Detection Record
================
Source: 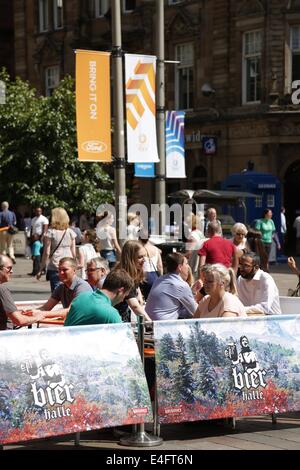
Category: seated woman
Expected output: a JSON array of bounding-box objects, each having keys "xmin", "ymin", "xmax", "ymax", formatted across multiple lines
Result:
[
  {"xmin": 114, "ymin": 240, "xmax": 152, "ymax": 322},
  {"xmin": 194, "ymin": 263, "xmax": 247, "ymax": 318}
]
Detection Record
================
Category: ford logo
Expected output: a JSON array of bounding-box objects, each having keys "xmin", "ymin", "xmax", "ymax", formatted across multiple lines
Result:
[{"xmin": 81, "ymin": 140, "xmax": 107, "ymax": 153}]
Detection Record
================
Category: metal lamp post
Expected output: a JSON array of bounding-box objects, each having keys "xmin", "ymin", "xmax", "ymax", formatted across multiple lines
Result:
[
  {"xmin": 111, "ymin": 0, "xmax": 127, "ymax": 242},
  {"xmin": 155, "ymin": 0, "xmax": 166, "ymax": 236}
]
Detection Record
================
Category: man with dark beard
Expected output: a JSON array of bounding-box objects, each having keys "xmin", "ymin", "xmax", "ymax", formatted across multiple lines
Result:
[{"xmin": 237, "ymin": 252, "xmax": 281, "ymax": 315}]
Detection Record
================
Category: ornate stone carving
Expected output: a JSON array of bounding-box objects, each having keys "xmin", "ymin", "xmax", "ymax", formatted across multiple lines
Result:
[
  {"xmin": 166, "ymin": 9, "xmax": 200, "ymax": 39},
  {"xmin": 33, "ymin": 37, "xmax": 62, "ymax": 65},
  {"xmin": 236, "ymin": 0, "xmax": 265, "ymax": 17}
]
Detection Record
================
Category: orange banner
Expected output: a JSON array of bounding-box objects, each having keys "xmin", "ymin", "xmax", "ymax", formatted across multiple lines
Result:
[{"xmin": 76, "ymin": 50, "xmax": 111, "ymax": 162}]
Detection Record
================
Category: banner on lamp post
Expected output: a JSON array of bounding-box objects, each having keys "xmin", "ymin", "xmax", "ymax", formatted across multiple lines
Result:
[
  {"xmin": 166, "ymin": 111, "xmax": 186, "ymax": 178},
  {"xmin": 134, "ymin": 163, "xmax": 155, "ymax": 178},
  {"xmin": 125, "ymin": 54, "xmax": 159, "ymax": 163},
  {"xmin": 75, "ymin": 50, "xmax": 111, "ymax": 162}
]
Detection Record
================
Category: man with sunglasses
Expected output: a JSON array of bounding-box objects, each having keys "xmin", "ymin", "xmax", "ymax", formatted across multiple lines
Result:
[
  {"xmin": 237, "ymin": 252, "xmax": 281, "ymax": 315},
  {"xmin": 0, "ymin": 255, "xmax": 45, "ymax": 329},
  {"xmin": 86, "ymin": 257, "xmax": 109, "ymax": 290}
]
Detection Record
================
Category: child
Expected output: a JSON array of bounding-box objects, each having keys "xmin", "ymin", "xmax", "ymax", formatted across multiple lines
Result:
[
  {"xmin": 126, "ymin": 212, "xmax": 141, "ymax": 240},
  {"xmin": 30, "ymin": 234, "xmax": 42, "ymax": 276}
]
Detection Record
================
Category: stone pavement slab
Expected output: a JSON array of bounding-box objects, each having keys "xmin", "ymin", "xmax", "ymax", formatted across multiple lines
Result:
[{"xmin": 3, "ymin": 413, "xmax": 300, "ymax": 451}]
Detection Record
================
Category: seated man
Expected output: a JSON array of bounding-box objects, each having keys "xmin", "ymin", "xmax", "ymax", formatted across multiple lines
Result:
[
  {"xmin": 64, "ymin": 269, "xmax": 134, "ymax": 326},
  {"xmin": 0, "ymin": 255, "xmax": 44, "ymax": 328},
  {"xmin": 237, "ymin": 252, "xmax": 281, "ymax": 315},
  {"xmin": 86, "ymin": 257, "xmax": 110, "ymax": 290},
  {"xmin": 145, "ymin": 252, "xmax": 198, "ymax": 321},
  {"xmin": 32, "ymin": 257, "xmax": 92, "ymax": 320}
]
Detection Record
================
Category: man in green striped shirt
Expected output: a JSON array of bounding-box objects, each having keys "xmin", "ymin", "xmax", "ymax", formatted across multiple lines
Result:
[{"xmin": 64, "ymin": 269, "xmax": 134, "ymax": 327}]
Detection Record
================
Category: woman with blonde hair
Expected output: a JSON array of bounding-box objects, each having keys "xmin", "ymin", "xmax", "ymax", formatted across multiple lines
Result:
[
  {"xmin": 115, "ymin": 240, "xmax": 151, "ymax": 322},
  {"xmin": 37, "ymin": 207, "xmax": 76, "ymax": 292},
  {"xmin": 194, "ymin": 264, "xmax": 246, "ymax": 318},
  {"xmin": 231, "ymin": 223, "xmax": 248, "ymax": 252}
]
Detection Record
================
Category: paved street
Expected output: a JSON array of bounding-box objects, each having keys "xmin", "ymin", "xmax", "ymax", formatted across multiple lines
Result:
[
  {"xmin": 9, "ymin": 256, "xmax": 51, "ymax": 301},
  {"xmin": 2, "ymin": 256, "xmax": 300, "ymax": 452}
]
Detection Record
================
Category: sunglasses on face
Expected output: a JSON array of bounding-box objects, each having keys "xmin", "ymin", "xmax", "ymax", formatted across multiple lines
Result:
[{"xmin": 2, "ymin": 266, "xmax": 13, "ymax": 273}]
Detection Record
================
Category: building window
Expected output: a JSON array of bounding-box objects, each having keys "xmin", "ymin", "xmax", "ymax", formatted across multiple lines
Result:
[
  {"xmin": 291, "ymin": 26, "xmax": 300, "ymax": 82},
  {"xmin": 45, "ymin": 66, "xmax": 60, "ymax": 96},
  {"xmin": 267, "ymin": 194, "xmax": 275, "ymax": 207},
  {"xmin": 122, "ymin": 0, "xmax": 136, "ymax": 13},
  {"xmin": 255, "ymin": 195, "xmax": 262, "ymax": 208},
  {"xmin": 95, "ymin": 0, "xmax": 109, "ymax": 17},
  {"xmin": 242, "ymin": 30, "xmax": 262, "ymax": 103},
  {"xmin": 39, "ymin": 0, "xmax": 49, "ymax": 32},
  {"xmin": 175, "ymin": 43, "xmax": 194, "ymax": 110},
  {"xmin": 53, "ymin": 0, "xmax": 63, "ymax": 29}
]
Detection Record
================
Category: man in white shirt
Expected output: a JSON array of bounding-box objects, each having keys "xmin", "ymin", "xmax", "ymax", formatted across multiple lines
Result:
[
  {"xmin": 293, "ymin": 215, "xmax": 300, "ymax": 255},
  {"xmin": 31, "ymin": 207, "xmax": 49, "ymax": 242},
  {"xmin": 237, "ymin": 252, "xmax": 281, "ymax": 315}
]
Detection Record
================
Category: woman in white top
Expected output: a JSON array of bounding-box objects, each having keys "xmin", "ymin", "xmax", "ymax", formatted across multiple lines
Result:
[
  {"xmin": 139, "ymin": 229, "xmax": 163, "ymax": 299},
  {"xmin": 96, "ymin": 211, "xmax": 121, "ymax": 268},
  {"xmin": 194, "ymin": 263, "xmax": 247, "ymax": 318},
  {"xmin": 77, "ymin": 229, "xmax": 98, "ymax": 279},
  {"xmin": 185, "ymin": 214, "xmax": 206, "ymax": 279},
  {"xmin": 37, "ymin": 207, "xmax": 76, "ymax": 292}
]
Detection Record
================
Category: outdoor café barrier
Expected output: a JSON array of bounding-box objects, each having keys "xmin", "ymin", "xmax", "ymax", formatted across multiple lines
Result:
[
  {"xmin": 152, "ymin": 315, "xmax": 300, "ymax": 426},
  {"xmin": 279, "ymin": 296, "xmax": 300, "ymax": 315},
  {"xmin": 119, "ymin": 315, "xmax": 163, "ymax": 447},
  {"xmin": 0, "ymin": 323, "xmax": 153, "ymax": 447}
]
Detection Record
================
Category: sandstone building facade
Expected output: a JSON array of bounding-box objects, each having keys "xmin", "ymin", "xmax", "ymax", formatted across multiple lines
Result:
[{"xmin": 5, "ymin": 0, "xmax": 300, "ymax": 226}]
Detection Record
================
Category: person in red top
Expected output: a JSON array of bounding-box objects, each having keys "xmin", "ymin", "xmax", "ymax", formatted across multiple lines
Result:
[{"xmin": 198, "ymin": 221, "xmax": 238, "ymax": 275}]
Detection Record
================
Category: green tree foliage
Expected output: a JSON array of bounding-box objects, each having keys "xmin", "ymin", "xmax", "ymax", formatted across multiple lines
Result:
[
  {"xmin": 159, "ymin": 333, "xmax": 178, "ymax": 362},
  {"xmin": 198, "ymin": 352, "xmax": 217, "ymax": 399},
  {"xmin": 174, "ymin": 332, "xmax": 195, "ymax": 404},
  {"xmin": 188, "ymin": 323, "xmax": 227, "ymax": 367},
  {"xmin": 0, "ymin": 69, "xmax": 113, "ymax": 211}
]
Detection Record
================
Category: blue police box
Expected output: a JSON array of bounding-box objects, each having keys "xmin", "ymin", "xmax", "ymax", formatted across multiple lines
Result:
[{"xmin": 221, "ymin": 170, "xmax": 281, "ymax": 233}]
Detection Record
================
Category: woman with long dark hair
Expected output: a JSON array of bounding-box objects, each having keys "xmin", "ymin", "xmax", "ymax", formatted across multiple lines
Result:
[{"xmin": 114, "ymin": 240, "xmax": 151, "ymax": 322}]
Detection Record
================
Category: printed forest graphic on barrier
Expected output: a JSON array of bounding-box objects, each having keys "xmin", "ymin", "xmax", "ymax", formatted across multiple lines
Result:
[
  {"xmin": 0, "ymin": 324, "xmax": 152, "ymax": 444},
  {"xmin": 154, "ymin": 316, "xmax": 300, "ymax": 424}
]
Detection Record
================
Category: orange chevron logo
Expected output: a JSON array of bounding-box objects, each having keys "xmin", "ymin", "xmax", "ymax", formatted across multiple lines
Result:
[{"xmin": 126, "ymin": 60, "xmax": 156, "ymax": 130}]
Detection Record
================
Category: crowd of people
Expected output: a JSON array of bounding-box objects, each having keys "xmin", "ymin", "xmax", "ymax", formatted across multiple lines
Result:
[{"xmin": 0, "ymin": 202, "xmax": 300, "ymax": 331}]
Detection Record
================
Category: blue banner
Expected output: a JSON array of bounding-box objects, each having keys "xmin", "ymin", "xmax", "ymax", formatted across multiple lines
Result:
[
  {"xmin": 134, "ymin": 162, "xmax": 155, "ymax": 178},
  {"xmin": 166, "ymin": 110, "xmax": 186, "ymax": 178},
  {"xmin": 154, "ymin": 315, "xmax": 300, "ymax": 424}
]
